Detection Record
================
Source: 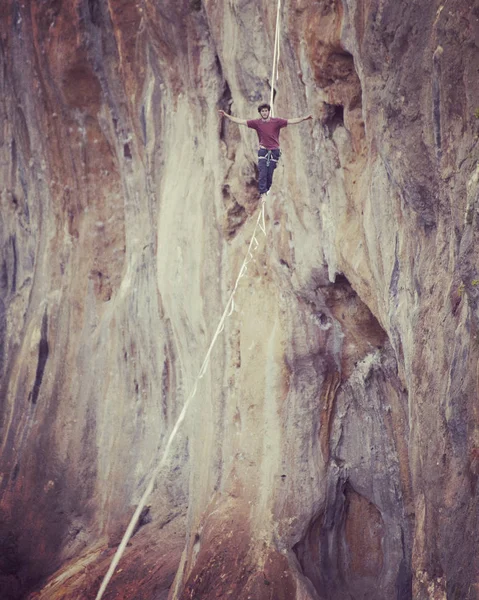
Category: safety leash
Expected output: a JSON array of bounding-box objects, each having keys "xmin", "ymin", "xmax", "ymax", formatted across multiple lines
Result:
[{"xmin": 269, "ymin": 0, "xmax": 282, "ymax": 116}]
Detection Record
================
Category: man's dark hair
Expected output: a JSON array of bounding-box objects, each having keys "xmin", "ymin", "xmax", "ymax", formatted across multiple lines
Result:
[{"xmin": 257, "ymin": 103, "xmax": 271, "ymax": 114}]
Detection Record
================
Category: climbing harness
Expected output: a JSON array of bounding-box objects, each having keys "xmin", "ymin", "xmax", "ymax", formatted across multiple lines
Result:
[
  {"xmin": 95, "ymin": 3, "xmax": 282, "ymax": 599},
  {"xmin": 258, "ymin": 149, "xmax": 281, "ymax": 167},
  {"xmin": 261, "ymin": 150, "xmax": 273, "ymax": 167}
]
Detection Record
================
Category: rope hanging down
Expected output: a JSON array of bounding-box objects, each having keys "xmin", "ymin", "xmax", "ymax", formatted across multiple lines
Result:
[
  {"xmin": 95, "ymin": 201, "xmax": 268, "ymax": 600},
  {"xmin": 269, "ymin": 0, "xmax": 282, "ymax": 116},
  {"xmin": 95, "ymin": 3, "xmax": 282, "ymax": 598}
]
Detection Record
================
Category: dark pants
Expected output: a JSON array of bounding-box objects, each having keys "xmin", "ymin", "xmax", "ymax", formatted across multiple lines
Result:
[{"xmin": 258, "ymin": 147, "xmax": 281, "ymax": 194}]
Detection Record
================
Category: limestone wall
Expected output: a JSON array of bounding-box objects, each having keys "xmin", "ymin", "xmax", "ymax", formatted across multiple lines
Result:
[{"xmin": 1, "ymin": 1, "xmax": 479, "ymax": 599}]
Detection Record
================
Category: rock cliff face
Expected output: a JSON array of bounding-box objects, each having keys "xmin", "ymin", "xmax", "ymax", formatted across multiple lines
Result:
[{"xmin": 1, "ymin": 0, "xmax": 479, "ymax": 599}]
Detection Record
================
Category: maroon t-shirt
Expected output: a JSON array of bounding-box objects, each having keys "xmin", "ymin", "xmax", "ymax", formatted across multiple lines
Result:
[{"xmin": 247, "ymin": 117, "xmax": 288, "ymax": 149}]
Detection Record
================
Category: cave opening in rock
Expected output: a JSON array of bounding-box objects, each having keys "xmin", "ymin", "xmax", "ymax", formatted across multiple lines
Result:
[{"xmin": 324, "ymin": 102, "xmax": 345, "ymax": 133}]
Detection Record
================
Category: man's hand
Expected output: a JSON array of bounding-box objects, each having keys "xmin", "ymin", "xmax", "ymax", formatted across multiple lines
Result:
[
  {"xmin": 305, "ymin": 114, "xmax": 313, "ymax": 121},
  {"xmin": 218, "ymin": 110, "xmax": 227, "ymax": 118}
]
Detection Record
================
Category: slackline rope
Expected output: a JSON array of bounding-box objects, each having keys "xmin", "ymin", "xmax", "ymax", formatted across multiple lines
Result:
[
  {"xmin": 95, "ymin": 200, "xmax": 268, "ymax": 600},
  {"xmin": 95, "ymin": 3, "xmax": 282, "ymax": 598}
]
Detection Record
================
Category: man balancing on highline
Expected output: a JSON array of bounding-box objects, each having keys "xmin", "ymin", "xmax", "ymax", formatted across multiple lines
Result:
[{"xmin": 219, "ymin": 103, "xmax": 312, "ymax": 197}]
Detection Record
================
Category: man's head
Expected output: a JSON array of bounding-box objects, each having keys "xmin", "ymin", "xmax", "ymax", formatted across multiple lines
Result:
[{"xmin": 258, "ymin": 103, "xmax": 271, "ymax": 120}]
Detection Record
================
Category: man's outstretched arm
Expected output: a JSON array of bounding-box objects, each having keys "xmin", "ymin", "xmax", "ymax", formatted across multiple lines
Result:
[
  {"xmin": 287, "ymin": 115, "xmax": 313, "ymax": 124},
  {"xmin": 218, "ymin": 110, "xmax": 247, "ymax": 126}
]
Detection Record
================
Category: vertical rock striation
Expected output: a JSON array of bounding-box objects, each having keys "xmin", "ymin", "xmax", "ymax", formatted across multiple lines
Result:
[{"xmin": 0, "ymin": 1, "xmax": 479, "ymax": 599}]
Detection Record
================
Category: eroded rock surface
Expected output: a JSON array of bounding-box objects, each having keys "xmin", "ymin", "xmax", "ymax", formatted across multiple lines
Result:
[{"xmin": 1, "ymin": 0, "xmax": 479, "ymax": 599}]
